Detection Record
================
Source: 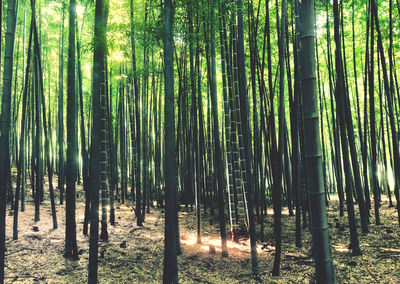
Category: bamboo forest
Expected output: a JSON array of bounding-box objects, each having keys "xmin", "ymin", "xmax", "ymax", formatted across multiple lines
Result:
[{"xmin": 1, "ymin": 0, "xmax": 400, "ymax": 283}]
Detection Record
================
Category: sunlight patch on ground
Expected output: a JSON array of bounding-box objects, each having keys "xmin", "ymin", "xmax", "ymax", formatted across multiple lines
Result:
[
  {"xmin": 379, "ymin": 247, "xmax": 400, "ymax": 253},
  {"xmin": 332, "ymin": 243, "xmax": 350, "ymax": 253},
  {"xmin": 181, "ymin": 233, "xmax": 265, "ymax": 255},
  {"xmin": 266, "ymin": 208, "xmax": 291, "ymax": 216}
]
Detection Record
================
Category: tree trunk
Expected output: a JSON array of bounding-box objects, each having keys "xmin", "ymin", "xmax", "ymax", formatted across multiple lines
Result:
[
  {"xmin": 0, "ymin": 0, "xmax": 18, "ymax": 280},
  {"xmin": 236, "ymin": 0, "xmax": 259, "ymax": 273},
  {"xmin": 64, "ymin": 0, "xmax": 79, "ymax": 260},
  {"xmin": 298, "ymin": 0, "xmax": 336, "ymax": 282},
  {"xmin": 58, "ymin": 1, "xmax": 65, "ymax": 205},
  {"xmin": 210, "ymin": 0, "xmax": 228, "ymax": 257},
  {"xmin": 371, "ymin": 0, "xmax": 400, "ymax": 226},
  {"xmin": 162, "ymin": 0, "xmax": 178, "ymax": 282},
  {"xmin": 88, "ymin": 0, "xmax": 109, "ymax": 282}
]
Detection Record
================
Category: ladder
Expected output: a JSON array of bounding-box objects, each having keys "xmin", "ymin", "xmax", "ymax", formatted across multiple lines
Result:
[{"xmin": 226, "ymin": 19, "xmax": 249, "ymax": 236}]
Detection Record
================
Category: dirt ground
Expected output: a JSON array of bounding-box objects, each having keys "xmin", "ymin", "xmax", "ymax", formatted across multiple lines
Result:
[{"xmin": 3, "ymin": 183, "xmax": 400, "ymax": 283}]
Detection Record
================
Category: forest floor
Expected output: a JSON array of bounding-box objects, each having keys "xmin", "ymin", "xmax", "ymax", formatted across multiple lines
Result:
[{"xmin": 3, "ymin": 181, "xmax": 400, "ymax": 283}]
